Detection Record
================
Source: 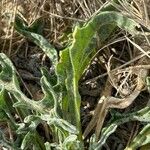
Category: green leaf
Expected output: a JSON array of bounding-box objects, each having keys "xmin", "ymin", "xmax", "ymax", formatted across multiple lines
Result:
[
  {"xmin": 62, "ymin": 135, "xmax": 83, "ymax": 150},
  {"xmin": 146, "ymin": 77, "xmax": 150, "ymax": 93},
  {"xmin": 21, "ymin": 131, "xmax": 46, "ymax": 150},
  {"xmin": 28, "ymin": 17, "xmax": 44, "ymax": 35},
  {"xmin": 0, "ymin": 53, "xmax": 16, "ymax": 86},
  {"xmin": 0, "ymin": 2, "xmax": 144, "ymax": 148},
  {"xmin": 47, "ymin": 117, "xmax": 78, "ymax": 134},
  {"xmin": 14, "ymin": 15, "xmax": 58, "ymax": 68},
  {"xmin": 45, "ymin": 142, "xmax": 61, "ymax": 150},
  {"xmin": 0, "ymin": 88, "xmax": 6, "ymax": 110},
  {"xmin": 95, "ymin": 106, "xmax": 150, "ymax": 149},
  {"xmin": 0, "ymin": 53, "xmax": 54, "ymax": 114},
  {"xmin": 125, "ymin": 124, "xmax": 150, "ymax": 150},
  {"xmin": 0, "ymin": 88, "xmax": 9, "ymax": 121},
  {"xmin": 24, "ymin": 114, "xmax": 78, "ymax": 135},
  {"xmin": 40, "ymin": 68, "xmax": 59, "ymax": 114},
  {"xmin": 56, "ymin": 10, "xmax": 140, "ymax": 135},
  {"xmin": 98, "ymin": 24, "xmax": 117, "ymax": 43}
]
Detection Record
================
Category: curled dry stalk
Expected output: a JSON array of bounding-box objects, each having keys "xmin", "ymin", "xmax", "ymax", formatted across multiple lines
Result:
[
  {"xmin": 86, "ymin": 63, "xmax": 150, "ymax": 149},
  {"xmin": 83, "ymin": 60, "xmax": 150, "ymax": 140},
  {"xmin": 84, "ymin": 13, "xmax": 150, "ymax": 142}
]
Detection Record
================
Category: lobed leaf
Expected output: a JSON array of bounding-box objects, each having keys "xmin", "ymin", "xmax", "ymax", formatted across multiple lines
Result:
[
  {"xmin": 0, "ymin": 53, "xmax": 55, "ymax": 114},
  {"xmin": 0, "ymin": 1, "xmax": 145, "ymax": 148}
]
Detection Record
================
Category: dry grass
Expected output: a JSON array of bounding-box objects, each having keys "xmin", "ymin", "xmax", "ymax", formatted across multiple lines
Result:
[{"xmin": 0, "ymin": 0, "xmax": 104, "ymax": 56}]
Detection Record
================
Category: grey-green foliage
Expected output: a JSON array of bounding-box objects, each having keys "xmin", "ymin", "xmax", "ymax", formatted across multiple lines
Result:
[
  {"xmin": 56, "ymin": 10, "xmax": 140, "ymax": 135},
  {"xmin": 0, "ymin": 53, "xmax": 79, "ymax": 149},
  {"xmin": 14, "ymin": 15, "xmax": 58, "ymax": 68},
  {"xmin": 125, "ymin": 124, "xmax": 150, "ymax": 150},
  {"xmin": 94, "ymin": 107, "xmax": 150, "ymax": 150},
  {"xmin": 0, "ymin": 0, "xmax": 149, "ymax": 149}
]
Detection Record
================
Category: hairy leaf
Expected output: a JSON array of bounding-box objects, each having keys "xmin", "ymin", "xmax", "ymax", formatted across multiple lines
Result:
[
  {"xmin": 14, "ymin": 15, "xmax": 58, "ymax": 68},
  {"xmin": 125, "ymin": 124, "xmax": 150, "ymax": 150},
  {"xmin": 56, "ymin": 11, "xmax": 140, "ymax": 134},
  {"xmin": 95, "ymin": 106, "xmax": 150, "ymax": 149},
  {"xmin": 21, "ymin": 131, "xmax": 46, "ymax": 150},
  {"xmin": 0, "ymin": 53, "xmax": 55, "ymax": 113}
]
